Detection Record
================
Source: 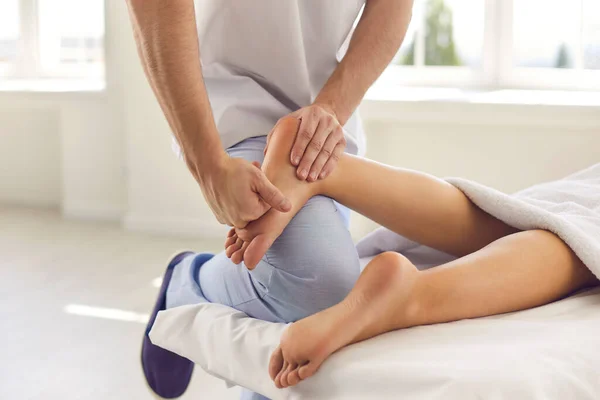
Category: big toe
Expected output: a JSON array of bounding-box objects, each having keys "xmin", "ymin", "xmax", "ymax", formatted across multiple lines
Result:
[
  {"xmin": 244, "ymin": 233, "xmax": 275, "ymax": 270},
  {"xmin": 298, "ymin": 361, "xmax": 320, "ymax": 381}
]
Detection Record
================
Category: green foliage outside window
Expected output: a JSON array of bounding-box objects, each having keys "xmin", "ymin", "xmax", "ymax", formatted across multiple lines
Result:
[
  {"xmin": 399, "ymin": 0, "xmax": 462, "ymax": 66},
  {"xmin": 555, "ymin": 43, "xmax": 572, "ymax": 68}
]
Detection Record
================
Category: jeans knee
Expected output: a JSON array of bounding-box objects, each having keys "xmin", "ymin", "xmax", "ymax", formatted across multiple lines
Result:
[{"xmin": 263, "ymin": 195, "xmax": 360, "ymax": 316}]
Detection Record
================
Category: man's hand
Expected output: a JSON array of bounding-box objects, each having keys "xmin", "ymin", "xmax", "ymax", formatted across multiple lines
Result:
[
  {"xmin": 267, "ymin": 104, "xmax": 346, "ymax": 182},
  {"xmin": 200, "ymin": 156, "xmax": 291, "ymax": 229}
]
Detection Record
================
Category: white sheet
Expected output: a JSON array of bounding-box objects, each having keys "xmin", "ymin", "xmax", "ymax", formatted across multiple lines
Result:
[
  {"xmin": 151, "ymin": 163, "xmax": 600, "ymax": 398},
  {"xmin": 151, "ymin": 287, "xmax": 600, "ymax": 399}
]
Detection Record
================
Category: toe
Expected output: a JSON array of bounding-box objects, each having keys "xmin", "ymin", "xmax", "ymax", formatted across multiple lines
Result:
[
  {"xmin": 224, "ymin": 234, "xmax": 237, "ymax": 249},
  {"xmin": 269, "ymin": 346, "xmax": 284, "ymax": 381},
  {"xmin": 298, "ymin": 361, "xmax": 319, "ymax": 381},
  {"xmin": 226, "ymin": 238, "xmax": 243, "ymax": 259},
  {"xmin": 235, "ymin": 227, "xmax": 255, "ymax": 242},
  {"xmin": 287, "ymin": 365, "xmax": 301, "ymax": 387},
  {"xmin": 280, "ymin": 362, "xmax": 296, "ymax": 388},
  {"xmin": 225, "ymin": 244, "xmax": 237, "ymax": 259},
  {"xmin": 244, "ymin": 233, "xmax": 275, "ymax": 269},
  {"xmin": 275, "ymin": 360, "xmax": 289, "ymax": 389},
  {"xmin": 231, "ymin": 241, "xmax": 249, "ymax": 265}
]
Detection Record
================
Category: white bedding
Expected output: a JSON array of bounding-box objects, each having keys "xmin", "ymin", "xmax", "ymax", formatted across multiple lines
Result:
[
  {"xmin": 150, "ymin": 164, "xmax": 600, "ymax": 398},
  {"xmin": 151, "ymin": 286, "xmax": 600, "ymax": 399}
]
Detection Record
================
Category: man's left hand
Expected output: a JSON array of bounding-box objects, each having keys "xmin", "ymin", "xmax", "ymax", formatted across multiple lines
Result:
[{"xmin": 267, "ymin": 104, "xmax": 346, "ymax": 182}]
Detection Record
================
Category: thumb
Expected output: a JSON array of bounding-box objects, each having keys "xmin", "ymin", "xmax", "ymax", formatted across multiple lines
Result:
[{"xmin": 255, "ymin": 173, "xmax": 292, "ymax": 212}]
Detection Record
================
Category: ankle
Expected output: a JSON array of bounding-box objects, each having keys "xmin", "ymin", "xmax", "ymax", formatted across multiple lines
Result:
[{"xmin": 372, "ymin": 252, "xmax": 424, "ymax": 329}]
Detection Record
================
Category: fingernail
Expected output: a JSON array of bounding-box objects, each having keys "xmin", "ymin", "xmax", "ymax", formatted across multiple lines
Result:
[
  {"xmin": 309, "ymin": 172, "xmax": 317, "ymax": 181},
  {"xmin": 293, "ymin": 156, "xmax": 301, "ymax": 165},
  {"xmin": 320, "ymin": 171, "xmax": 327, "ymax": 179},
  {"xmin": 300, "ymin": 169, "xmax": 308, "ymax": 179}
]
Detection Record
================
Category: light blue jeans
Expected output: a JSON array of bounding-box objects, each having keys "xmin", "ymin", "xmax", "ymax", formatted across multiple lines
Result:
[{"xmin": 166, "ymin": 136, "xmax": 360, "ymax": 399}]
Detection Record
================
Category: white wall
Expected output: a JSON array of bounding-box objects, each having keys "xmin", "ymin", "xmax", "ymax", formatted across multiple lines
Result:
[
  {"xmin": 0, "ymin": 105, "xmax": 60, "ymax": 207},
  {"xmin": 351, "ymin": 113, "xmax": 600, "ymax": 238},
  {"xmin": 0, "ymin": 2, "xmax": 598, "ymax": 241},
  {"xmin": 0, "ymin": 92, "xmax": 126, "ymax": 219},
  {"xmin": 60, "ymin": 98, "xmax": 125, "ymax": 220}
]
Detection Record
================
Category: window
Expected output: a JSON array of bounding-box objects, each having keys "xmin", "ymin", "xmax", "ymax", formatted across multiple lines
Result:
[
  {"xmin": 0, "ymin": 0, "xmax": 20, "ymax": 75},
  {"xmin": 513, "ymin": 0, "xmax": 600, "ymax": 70},
  {"xmin": 384, "ymin": 0, "xmax": 600, "ymax": 90},
  {"xmin": 0, "ymin": 0, "xmax": 105, "ymax": 84},
  {"xmin": 395, "ymin": 0, "xmax": 484, "ymax": 68}
]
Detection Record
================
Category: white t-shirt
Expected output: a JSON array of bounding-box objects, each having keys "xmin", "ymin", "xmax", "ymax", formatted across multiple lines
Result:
[{"xmin": 174, "ymin": 0, "xmax": 367, "ymax": 157}]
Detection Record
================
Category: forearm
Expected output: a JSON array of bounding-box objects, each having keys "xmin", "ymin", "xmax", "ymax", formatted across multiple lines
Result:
[
  {"xmin": 126, "ymin": 0, "xmax": 224, "ymax": 182},
  {"xmin": 314, "ymin": 0, "xmax": 413, "ymax": 124}
]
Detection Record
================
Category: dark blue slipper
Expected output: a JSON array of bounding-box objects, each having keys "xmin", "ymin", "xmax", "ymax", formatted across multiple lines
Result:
[{"xmin": 141, "ymin": 251, "xmax": 196, "ymax": 399}]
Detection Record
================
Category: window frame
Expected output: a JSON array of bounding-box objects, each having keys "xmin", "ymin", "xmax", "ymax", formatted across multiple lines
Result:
[
  {"xmin": 385, "ymin": 0, "xmax": 600, "ymax": 91},
  {"xmin": 0, "ymin": 0, "xmax": 21, "ymax": 77},
  {"xmin": 1, "ymin": 0, "xmax": 105, "ymax": 82}
]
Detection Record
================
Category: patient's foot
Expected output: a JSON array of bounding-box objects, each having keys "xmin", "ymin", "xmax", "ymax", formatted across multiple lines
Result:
[
  {"xmin": 269, "ymin": 252, "xmax": 421, "ymax": 388},
  {"xmin": 225, "ymin": 117, "xmax": 321, "ymax": 269}
]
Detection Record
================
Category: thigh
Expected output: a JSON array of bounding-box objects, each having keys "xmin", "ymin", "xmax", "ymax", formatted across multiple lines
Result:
[{"xmin": 418, "ymin": 230, "xmax": 599, "ymax": 325}]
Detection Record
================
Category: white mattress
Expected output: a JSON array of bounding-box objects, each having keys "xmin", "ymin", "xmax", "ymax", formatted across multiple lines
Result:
[{"xmin": 151, "ymin": 284, "xmax": 600, "ymax": 399}]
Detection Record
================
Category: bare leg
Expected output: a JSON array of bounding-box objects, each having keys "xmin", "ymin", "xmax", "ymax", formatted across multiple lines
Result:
[
  {"xmin": 271, "ymin": 230, "xmax": 598, "ymax": 388},
  {"xmin": 227, "ymin": 119, "xmax": 597, "ymax": 388},
  {"xmin": 227, "ymin": 117, "xmax": 516, "ymax": 268}
]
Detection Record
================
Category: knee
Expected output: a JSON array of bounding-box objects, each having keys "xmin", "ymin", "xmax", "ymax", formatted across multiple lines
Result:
[
  {"xmin": 523, "ymin": 229, "xmax": 564, "ymax": 246},
  {"xmin": 265, "ymin": 196, "xmax": 360, "ymax": 312}
]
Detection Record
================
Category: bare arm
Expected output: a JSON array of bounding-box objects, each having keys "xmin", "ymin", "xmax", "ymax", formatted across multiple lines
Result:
[
  {"xmin": 289, "ymin": 0, "xmax": 413, "ymax": 180},
  {"xmin": 316, "ymin": 0, "xmax": 413, "ymax": 124},
  {"xmin": 125, "ymin": 0, "xmax": 290, "ymax": 227},
  {"xmin": 126, "ymin": 0, "xmax": 221, "ymax": 177}
]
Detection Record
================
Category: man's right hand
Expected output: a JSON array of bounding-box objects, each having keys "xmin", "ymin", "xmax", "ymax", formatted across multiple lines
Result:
[{"xmin": 200, "ymin": 155, "xmax": 292, "ymax": 229}]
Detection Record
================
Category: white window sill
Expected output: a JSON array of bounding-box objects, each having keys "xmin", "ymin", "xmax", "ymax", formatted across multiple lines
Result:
[
  {"xmin": 365, "ymin": 86, "xmax": 600, "ymax": 107},
  {"xmin": 0, "ymin": 79, "xmax": 106, "ymax": 93},
  {"xmin": 361, "ymin": 87, "xmax": 600, "ymax": 129}
]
